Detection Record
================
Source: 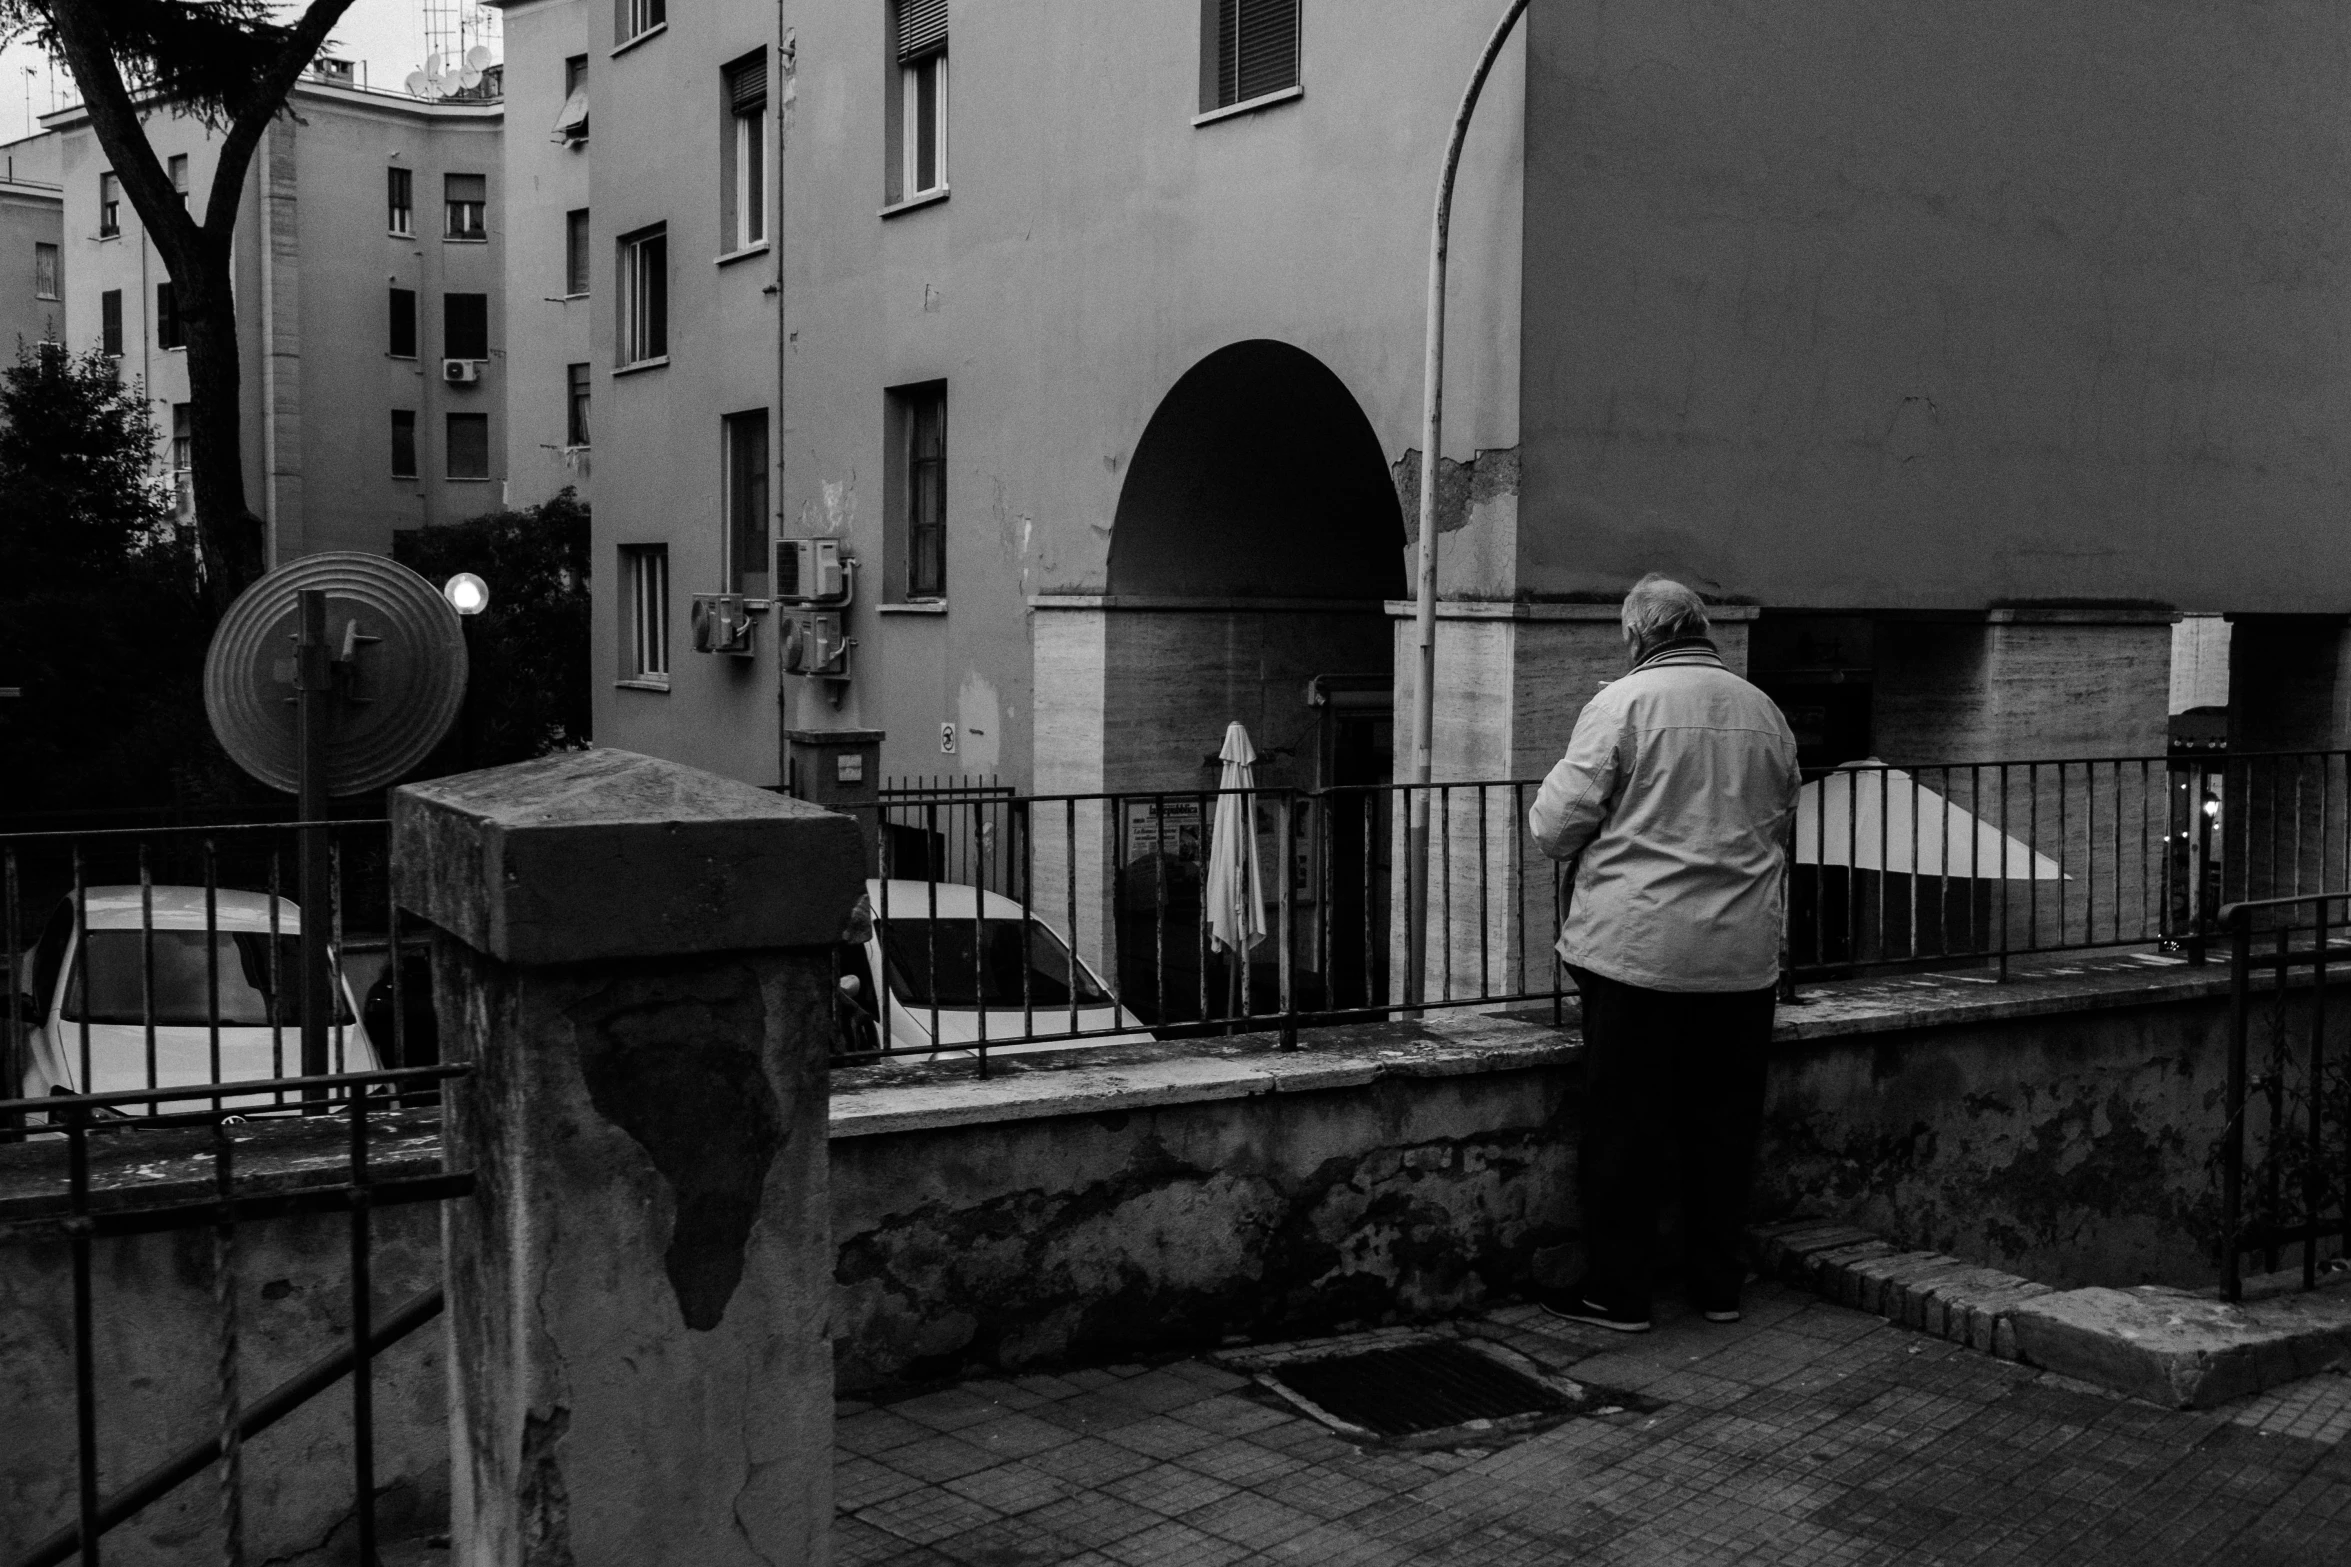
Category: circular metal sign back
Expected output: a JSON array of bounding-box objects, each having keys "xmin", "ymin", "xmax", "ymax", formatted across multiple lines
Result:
[{"xmin": 203, "ymin": 553, "xmax": 469, "ymax": 796}]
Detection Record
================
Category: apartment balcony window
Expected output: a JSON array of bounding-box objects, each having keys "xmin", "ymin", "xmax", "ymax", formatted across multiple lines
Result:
[
  {"xmin": 566, "ymin": 362, "xmax": 591, "ymax": 448},
  {"xmin": 390, "ymin": 288, "xmax": 417, "ymax": 358},
  {"xmin": 444, "ymin": 292, "xmax": 490, "ymax": 361},
  {"xmin": 621, "ymin": 544, "xmax": 671, "ymax": 686},
  {"xmin": 723, "ymin": 409, "xmax": 770, "ymax": 596},
  {"xmin": 1200, "ymin": 0, "xmax": 1301, "ymax": 115},
  {"xmin": 721, "ymin": 53, "xmax": 767, "ymax": 253},
  {"xmin": 892, "ymin": 381, "xmax": 947, "ymax": 600},
  {"xmin": 446, "ymin": 412, "xmax": 491, "ymax": 480},
  {"xmin": 387, "ymin": 166, "xmax": 413, "ymax": 235},
  {"xmin": 391, "ymin": 410, "xmax": 418, "ymax": 479},
  {"xmin": 564, "ymin": 208, "xmax": 590, "ymax": 295},
  {"xmin": 445, "ymin": 173, "xmax": 487, "ymax": 240},
  {"xmin": 887, "ymin": 0, "xmax": 948, "ymax": 206},
  {"xmin": 617, "ymin": 224, "xmax": 668, "ymax": 367},
  {"xmin": 98, "ymin": 172, "xmax": 120, "ymax": 238}
]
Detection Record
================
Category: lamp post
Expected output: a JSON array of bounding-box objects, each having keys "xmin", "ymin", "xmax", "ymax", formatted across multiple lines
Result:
[
  {"xmin": 1405, "ymin": 0, "xmax": 1532, "ymax": 1008},
  {"xmin": 443, "ymin": 573, "xmax": 489, "ymax": 770}
]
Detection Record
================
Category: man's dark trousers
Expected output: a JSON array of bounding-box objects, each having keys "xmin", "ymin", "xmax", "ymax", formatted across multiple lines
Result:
[{"xmin": 1570, "ymin": 966, "xmax": 1775, "ymax": 1316}]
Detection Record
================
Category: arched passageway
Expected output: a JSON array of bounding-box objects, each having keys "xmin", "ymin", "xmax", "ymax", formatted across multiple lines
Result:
[{"xmin": 1106, "ymin": 339, "xmax": 1406, "ymax": 602}]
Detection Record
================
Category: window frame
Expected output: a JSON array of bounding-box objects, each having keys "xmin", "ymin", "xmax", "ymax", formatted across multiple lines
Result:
[
  {"xmin": 389, "ymin": 287, "xmax": 418, "ymax": 359},
  {"xmin": 616, "ymin": 224, "xmax": 669, "ymax": 369},
  {"xmin": 721, "ymin": 53, "xmax": 769, "ymax": 255},
  {"xmin": 444, "ymin": 172, "xmax": 488, "ymax": 242},
  {"xmin": 391, "ymin": 410, "xmax": 419, "ymax": 480},
  {"xmin": 99, "ymin": 289, "xmax": 122, "ymax": 357},
  {"xmin": 156, "ymin": 282, "xmax": 183, "ymax": 351},
  {"xmin": 387, "ymin": 166, "xmax": 414, "ymax": 236},
  {"xmin": 566, "ymin": 362, "xmax": 592, "ymax": 449},
  {"xmin": 1198, "ymin": 0, "xmax": 1303, "ymax": 117},
  {"xmin": 564, "ymin": 208, "xmax": 591, "ymax": 296},
  {"xmin": 443, "ymin": 292, "xmax": 490, "ymax": 362},
  {"xmin": 722, "ymin": 408, "xmax": 771, "ymax": 597},
  {"xmin": 615, "ymin": 0, "xmax": 667, "ymax": 50},
  {"xmin": 619, "ymin": 544, "xmax": 672, "ymax": 687},
  {"xmin": 97, "ymin": 172, "xmax": 120, "ymax": 239},
  {"xmin": 892, "ymin": 381, "xmax": 947, "ymax": 602},
  {"xmin": 167, "ymin": 154, "xmax": 189, "ymax": 206},
  {"xmin": 445, "ymin": 410, "xmax": 492, "ymax": 481},
  {"xmin": 34, "ymin": 241, "xmax": 59, "ymax": 301}
]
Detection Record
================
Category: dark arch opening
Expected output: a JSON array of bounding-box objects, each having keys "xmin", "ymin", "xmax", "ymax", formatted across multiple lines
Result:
[{"xmin": 1107, "ymin": 340, "xmax": 1407, "ymax": 600}]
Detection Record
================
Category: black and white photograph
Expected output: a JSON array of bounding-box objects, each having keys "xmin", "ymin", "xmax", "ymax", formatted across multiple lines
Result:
[{"xmin": 3, "ymin": 2, "xmax": 2349, "ymax": 1563}]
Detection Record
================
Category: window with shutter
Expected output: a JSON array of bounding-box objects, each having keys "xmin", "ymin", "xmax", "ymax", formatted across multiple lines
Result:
[
  {"xmin": 445, "ymin": 172, "xmax": 487, "ymax": 239},
  {"xmin": 100, "ymin": 290, "xmax": 122, "ymax": 356},
  {"xmin": 723, "ymin": 53, "xmax": 769, "ymax": 250},
  {"xmin": 390, "ymin": 288, "xmax": 417, "ymax": 357},
  {"xmin": 618, "ymin": 225, "xmax": 668, "ymax": 365},
  {"xmin": 888, "ymin": 0, "xmax": 949, "ymax": 203},
  {"xmin": 156, "ymin": 282, "xmax": 183, "ymax": 350},
  {"xmin": 565, "ymin": 209, "xmax": 591, "ymax": 295},
  {"xmin": 1205, "ymin": 0, "xmax": 1300, "ymax": 112},
  {"xmin": 444, "ymin": 293, "xmax": 490, "ymax": 361}
]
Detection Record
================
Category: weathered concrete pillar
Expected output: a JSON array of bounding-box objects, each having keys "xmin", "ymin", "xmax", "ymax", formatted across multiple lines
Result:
[{"xmin": 392, "ymin": 749, "xmax": 863, "ymax": 1567}]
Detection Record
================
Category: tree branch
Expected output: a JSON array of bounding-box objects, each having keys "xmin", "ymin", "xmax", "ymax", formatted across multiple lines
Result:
[
  {"xmin": 206, "ymin": 0, "xmax": 358, "ymax": 235},
  {"xmin": 41, "ymin": 3, "xmax": 199, "ymax": 265}
]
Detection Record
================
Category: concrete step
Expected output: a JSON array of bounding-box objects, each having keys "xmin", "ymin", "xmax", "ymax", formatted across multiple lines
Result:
[{"xmin": 1745, "ymin": 1219, "xmax": 2351, "ymax": 1407}]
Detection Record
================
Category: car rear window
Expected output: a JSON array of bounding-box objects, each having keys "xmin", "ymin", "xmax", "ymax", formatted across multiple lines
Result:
[
  {"xmin": 880, "ymin": 917, "xmax": 1111, "ymax": 1009},
  {"xmin": 61, "ymin": 931, "xmax": 353, "ymax": 1026}
]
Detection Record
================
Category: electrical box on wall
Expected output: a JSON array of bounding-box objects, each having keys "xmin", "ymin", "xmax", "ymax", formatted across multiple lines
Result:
[
  {"xmin": 775, "ymin": 538, "xmax": 850, "ymax": 605},
  {"xmin": 690, "ymin": 593, "xmax": 756, "ymax": 656},
  {"xmin": 781, "ymin": 610, "xmax": 850, "ymax": 679}
]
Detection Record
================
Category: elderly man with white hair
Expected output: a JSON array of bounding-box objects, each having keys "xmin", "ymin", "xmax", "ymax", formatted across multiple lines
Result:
[{"xmin": 1528, "ymin": 573, "xmax": 1800, "ymax": 1332}]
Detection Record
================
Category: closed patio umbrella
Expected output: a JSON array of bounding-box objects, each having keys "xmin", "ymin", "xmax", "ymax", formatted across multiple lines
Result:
[
  {"xmin": 1796, "ymin": 760, "xmax": 2064, "ymax": 880},
  {"xmin": 1205, "ymin": 721, "xmax": 1268, "ymax": 961}
]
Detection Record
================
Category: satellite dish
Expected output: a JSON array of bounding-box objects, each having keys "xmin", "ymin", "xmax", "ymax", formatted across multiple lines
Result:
[
  {"xmin": 460, "ymin": 67, "xmax": 484, "ymax": 88},
  {"xmin": 424, "ymin": 51, "xmax": 445, "ymax": 77},
  {"xmin": 204, "ymin": 553, "xmax": 468, "ymax": 797},
  {"xmin": 404, "ymin": 69, "xmax": 429, "ymax": 97},
  {"xmin": 465, "ymin": 45, "xmax": 493, "ymax": 69}
]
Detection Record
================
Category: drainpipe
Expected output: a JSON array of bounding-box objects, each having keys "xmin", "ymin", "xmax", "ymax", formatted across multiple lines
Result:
[{"xmin": 1405, "ymin": 0, "xmax": 1530, "ymax": 1008}]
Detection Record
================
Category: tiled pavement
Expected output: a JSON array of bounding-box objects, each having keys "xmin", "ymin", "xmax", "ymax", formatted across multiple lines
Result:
[{"xmin": 832, "ymin": 1280, "xmax": 2351, "ymax": 1566}]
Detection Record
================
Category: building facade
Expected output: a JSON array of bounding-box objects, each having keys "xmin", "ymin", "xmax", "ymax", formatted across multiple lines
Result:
[
  {"xmin": 509, "ymin": 0, "xmax": 2351, "ymax": 810},
  {"xmin": 0, "ymin": 132, "xmax": 64, "ymax": 361},
  {"xmin": 46, "ymin": 67, "xmax": 508, "ymax": 563}
]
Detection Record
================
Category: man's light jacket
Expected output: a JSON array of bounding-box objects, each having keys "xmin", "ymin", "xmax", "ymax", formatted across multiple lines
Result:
[{"xmin": 1528, "ymin": 640, "xmax": 1800, "ymax": 993}]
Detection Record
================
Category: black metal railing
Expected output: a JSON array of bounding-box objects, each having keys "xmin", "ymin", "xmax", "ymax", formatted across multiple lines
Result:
[
  {"xmin": 834, "ymin": 750, "xmax": 2351, "ymax": 1073},
  {"xmin": 2218, "ymin": 892, "xmax": 2351, "ymax": 1303},
  {"xmin": 3, "ymin": 1062, "xmax": 472, "ymax": 1567}
]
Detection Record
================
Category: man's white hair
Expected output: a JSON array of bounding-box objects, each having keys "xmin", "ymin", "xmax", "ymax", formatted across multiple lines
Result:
[{"xmin": 1620, "ymin": 573, "xmax": 1711, "ymax": 648}]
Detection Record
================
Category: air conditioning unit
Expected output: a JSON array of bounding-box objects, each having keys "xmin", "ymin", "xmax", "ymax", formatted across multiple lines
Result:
[
  {"xmin": 690, "ymin": 593, "xmax": 756, "ymax": 656},
  {"xmin": 775, "ymin": 538, "xmax": 849, "ymax": 605},
  {"xmin": 442, "ymin": 358, "xmax": 482, "ymax": 384},
  {"xmin": 780, "ymin": 610, "xmax": 850, "ymax": 679}
]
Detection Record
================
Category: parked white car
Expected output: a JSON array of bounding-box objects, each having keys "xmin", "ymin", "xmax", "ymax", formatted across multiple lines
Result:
[
  {"xmin": 838, "ymin": 879, "xmax": 1153, "ymax": 1060},
  {"xmin": 12, "ymin": 886, "xmax": 379, "ymax": 1112}
]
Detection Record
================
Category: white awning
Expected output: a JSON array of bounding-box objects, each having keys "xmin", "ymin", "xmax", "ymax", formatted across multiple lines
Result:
[
  {"xmin": 1795, "ymin": 762, "xmax": 2064, "ymax": 881},
  {"xmin": 551, "ymin": 85, "xmax": 589, "ymax": 144}
]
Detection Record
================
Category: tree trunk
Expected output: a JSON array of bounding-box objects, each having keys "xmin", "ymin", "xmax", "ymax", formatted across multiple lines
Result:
[{"xmin": 175, "ymin": 240, "xmax": 267, "ymax": 604}]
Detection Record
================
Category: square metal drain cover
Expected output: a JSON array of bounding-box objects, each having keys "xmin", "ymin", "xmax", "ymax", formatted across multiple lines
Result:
[{"xmin": 1259, "ymin": 1338, "xmax": 1572, "ymax": 1439}]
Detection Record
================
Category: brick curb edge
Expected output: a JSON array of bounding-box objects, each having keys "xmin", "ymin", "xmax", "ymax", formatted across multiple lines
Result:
[{"xmin": 1744, "ymin": 1220, "xmax": 2055, "ymax": 1362}]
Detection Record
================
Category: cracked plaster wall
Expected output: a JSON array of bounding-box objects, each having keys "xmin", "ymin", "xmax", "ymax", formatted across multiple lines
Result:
[{"xmin": 1752, "ymin": 988, "xmax": 2345, "ymax": 1289}]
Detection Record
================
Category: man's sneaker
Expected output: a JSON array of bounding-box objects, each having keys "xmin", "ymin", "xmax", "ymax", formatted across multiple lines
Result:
[
  {"xmin": 1536, "ymin": 1290, "xmax": 1651, "ymax": 1333},
  {"xmin": 1700, "ymin": 1304, "xmax": 1743, "ymax": 1324}
]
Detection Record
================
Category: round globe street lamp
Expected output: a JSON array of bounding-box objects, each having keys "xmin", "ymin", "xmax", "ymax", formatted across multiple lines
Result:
[
  {"xmin": 443, "ymin": 574, "xmax": 490, "ymax": 768},
  {"xmin": 442, "ymin": 572, "xmax": 490, "ymax": 616}
]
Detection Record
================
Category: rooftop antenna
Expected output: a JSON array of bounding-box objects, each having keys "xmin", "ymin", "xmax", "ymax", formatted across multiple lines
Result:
[{"xmin": 406, "ymin": 0, "xmax": 501, "ymax": 99}]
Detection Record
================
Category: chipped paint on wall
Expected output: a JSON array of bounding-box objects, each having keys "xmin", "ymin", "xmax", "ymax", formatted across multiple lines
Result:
[{"xmin": 957, "ymin": 669, "xmax": 1002, "ymax": 774}]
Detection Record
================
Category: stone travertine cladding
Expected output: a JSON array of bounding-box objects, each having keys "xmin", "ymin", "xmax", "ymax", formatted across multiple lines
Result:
[{"xmin": 828, "ymin": 1017, "xmax": 1581, "ymax": 1394}]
